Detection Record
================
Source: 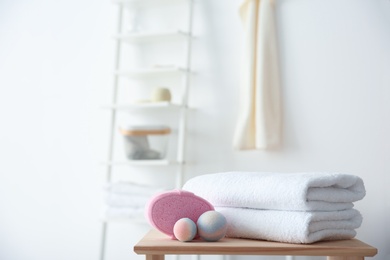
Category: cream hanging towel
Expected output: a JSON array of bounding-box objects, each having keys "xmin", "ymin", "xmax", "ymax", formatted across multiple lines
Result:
[{"xmin": 233, "ymin": 0, "xmax": 281, "ymax": 150}]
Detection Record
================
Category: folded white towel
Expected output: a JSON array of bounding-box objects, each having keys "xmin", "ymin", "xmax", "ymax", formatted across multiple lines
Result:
[
  {"xmin": 105, "ymin": 193, "xmax": 150, "ymax": 208},
  {"xmin": 216, "ymin": 207, "xmax": 362, "ymax": 244},
  {"xmin": 104, "ymin": 181, "xmax": 164, "ymax": 196},
  {"xmin": 183, "ymin": 172, "xmax": 366, "ymax": 211},
  {"xmin": 104, "ymin": 206, "xmax": 145, "ymax": 220}
]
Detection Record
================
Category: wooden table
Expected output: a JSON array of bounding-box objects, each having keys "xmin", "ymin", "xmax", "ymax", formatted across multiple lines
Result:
[{"xmin": 134, "ymin": 230, "xmax": 377, "ymax": 260}]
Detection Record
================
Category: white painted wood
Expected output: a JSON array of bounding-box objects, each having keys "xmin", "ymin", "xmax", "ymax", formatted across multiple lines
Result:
[
  {"xmin": 115, "ymin": 67, "xmax": 188, "ymax": 78},
  {"xmin": 103, "ymin": 160, "xmax": 179, "ymax": 166},
  {"xmin": 100, "ymin": 102, "xmax": 182, "ymax": 110},
  {"xmin": 114, "ymin": 30, "xmax": 190, "ymax": 44},
  {"xmin": 100, "ymin": 0, "xmax": 195, "ymax": 259},
  {"xmin": 112, "ymin": 0, "xmax": 188, "ymax": 7},
  {"xmin": 175, "ymin": 0, "xmax": 193, "ymax": 188},
  {"xmin": 100, "ymin": 5, "xmax": 124, "ymax": 260}
]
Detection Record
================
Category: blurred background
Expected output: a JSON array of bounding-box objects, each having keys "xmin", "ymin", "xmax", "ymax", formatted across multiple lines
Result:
[{"xmin": 0, "ymin": 0, "xmax": 389, "ymax": 260}]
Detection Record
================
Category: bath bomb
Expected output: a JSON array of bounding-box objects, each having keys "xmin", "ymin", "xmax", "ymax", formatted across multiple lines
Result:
[
  {"xmin": 173, "ymin": 218, "xmax": 197, "ymax": 242},
  {"xmin": 197, "ymin": 211, "xmax": 227, "ymax": 242},
  {"xmin": 146, "ymin": 190, "xmax": 214, "ymax": 238}
]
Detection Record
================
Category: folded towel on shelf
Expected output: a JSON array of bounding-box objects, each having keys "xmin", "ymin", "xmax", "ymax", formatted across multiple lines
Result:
[
  {"xmin": 216, "ymin": 207, "xmax": 363, "ymax": 244},
  {"xmin": 105, "ymin": 193, "xmax": 150, "ymax": 208},
  {"xmin": 103, "ymin": 182, "xmax": 166, "ymax": 220},
  {"xmin": 183, "ymin": 172, "xmax": 366, "ymax": 211},
  {"xmin": 104, "ymin": 181, "xmax": 164, "ymax": 196},
  {"xmin": 104, "ymin": 206, "xmax": 145, "ymax": 220}
]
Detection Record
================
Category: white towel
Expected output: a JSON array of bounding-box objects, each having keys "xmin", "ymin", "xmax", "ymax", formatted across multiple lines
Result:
[
  {"xmin": 217, "ymin": 207, "xmax": 362, "ymax": 244},
  {"xmin": 233, "ymin": 0, "xmax": 282, "ymax": 150},
  {"xmin": 104, "ymin": 207, "xmax": 145, "ymax": 220},
  {"xmin": 104, "ymin": 181, "xmax": 164, "ymax": 196},
  {"xmin": 182, "ymin": 172, "xmax": 366, "ymax": 211},
  {"xmin": 105, "ymin": 193, "xmax": 150, "ymax": 208}
]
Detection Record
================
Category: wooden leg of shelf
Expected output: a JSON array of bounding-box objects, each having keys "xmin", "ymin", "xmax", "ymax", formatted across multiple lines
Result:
[
  {"xmin": 327, "ymin": 257, "xmax": 364, "ymax": 260},
  {"xmin": 146, "ymin": 255, "xmax": 165, "ymax": 260}
]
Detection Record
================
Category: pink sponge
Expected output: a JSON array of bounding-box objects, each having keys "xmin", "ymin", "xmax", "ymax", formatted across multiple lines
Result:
[{"xmin": 146, "ymin": 190, "xmax": 214, "ymax": 238}]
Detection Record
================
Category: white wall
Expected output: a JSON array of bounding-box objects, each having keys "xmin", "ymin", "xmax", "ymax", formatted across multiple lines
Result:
[
  {"xmin": 0, "ymin": 0, "xmax": 112, "ymax": 259},
  {"xmin": 0, "ymin": 0, "xmax": 389, "ymax": 260}
]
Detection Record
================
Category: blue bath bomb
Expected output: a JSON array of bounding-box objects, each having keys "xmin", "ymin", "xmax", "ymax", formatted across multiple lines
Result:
[{"xmin": 196, "ymin": 211, "xmax": 227, "ymax": 242}]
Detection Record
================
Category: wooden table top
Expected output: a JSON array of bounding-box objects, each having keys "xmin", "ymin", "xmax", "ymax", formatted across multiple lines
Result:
[{"xmin": 134, "ymin": 229, "xmax": 377, "ymax": 257}]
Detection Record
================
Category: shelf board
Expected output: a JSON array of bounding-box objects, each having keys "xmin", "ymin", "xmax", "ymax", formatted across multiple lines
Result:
[
  {"xmin": 112, "ymin": 0, "xmax": 188, "ymax": 7},
  {"xmin": 101, "ymin": 102, "xmax": 182, "ymax": 110},
  {"xmin": 114, "ymin": 30, "xmax": 190, "ymax": 43},
  {"xmin": 104, "ymin": 160, "xmax": 180, "ymax": 166},
  {"xmin": 115, "ymin": 67, "xmax": 188, "ymax": 78}
]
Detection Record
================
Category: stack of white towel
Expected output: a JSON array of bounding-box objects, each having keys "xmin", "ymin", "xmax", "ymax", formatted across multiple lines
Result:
[
  {"xmin": 182, "ymin": 172, "xmax": 366, "ymax": 244},
  {"xmin": 103, "ymin": 182, "xmax": 164, "ymax": 219}
]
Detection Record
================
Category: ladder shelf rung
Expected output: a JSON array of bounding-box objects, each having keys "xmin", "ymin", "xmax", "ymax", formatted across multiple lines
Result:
[
  {"xmin": 115, "ymin": 67, "xmax": 189, "ymax": 78},
  {"xmin": 114, "ymin": 30, "xmax": 190, "ymax": 43},
  {"xmin": 103, "ymin": 160, "xmax": 181, "ymax": 166},
  {"xmin": 112, "ymin": 0, "xmax": 190, "ymax": 7},
  {"xmin": 101, "ymin": 102, "xmax": 183, "ymax": 110}
]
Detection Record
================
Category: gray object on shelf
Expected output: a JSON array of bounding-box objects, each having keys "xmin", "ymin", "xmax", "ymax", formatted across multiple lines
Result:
[{"xmin": 119, "ymin": 125, "xmax": 170, "ymax": 160}]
